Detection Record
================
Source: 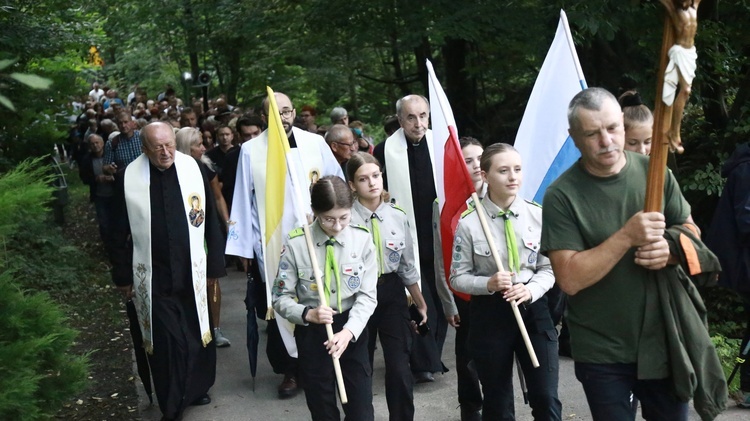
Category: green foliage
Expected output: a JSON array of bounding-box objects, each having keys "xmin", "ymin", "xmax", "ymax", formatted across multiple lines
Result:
[
  {"xmin": 711, "ymin": 333, "xmax": 741, "ymax": 395},
  {"xmin": 0, "ymin": 159, "xmax": 93, "ymax": 293},
  {"xmin": 0, "ymin": 158, "xmax": 89, "ymax": 417},
  {"xmin": 0, "ymin": 158, "xmax": 54, "ymax": 240},
  {"xmin": 0, "ymin": 270, "xmax": 88, "ymax": 420},
  {"xmin": 680, "ymin": 159, "xmax": 726, "ymax": 197}
]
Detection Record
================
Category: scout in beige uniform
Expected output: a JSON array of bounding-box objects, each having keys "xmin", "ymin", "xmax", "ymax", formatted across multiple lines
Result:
[
  {"xmin": 272, "ymin": 176, "xmax": 377, "ymax": 421},
  {"xmin": 347, "ymin": 152, "xmax": 428, "ymax": 421},
  {"xmin": 432, "ymin": 137, "xmax": 485, "ymax": 421},
  {"xmin": 450, "ymin": 143, "xmax": 561, "ymax": 420}
]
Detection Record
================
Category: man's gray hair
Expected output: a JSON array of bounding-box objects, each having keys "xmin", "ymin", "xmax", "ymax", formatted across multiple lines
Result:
[
  {"xmin": 324, "ymin": 124, "xmax": 351, "ymax": 145},
  {"xmin": 567, "ymin": 87, "xmax": 619, "ymax": 132},
  {"xmin": 100, "ymin": 119, "xmax": 117, "ymax": 132},
  {"xmin": 395, "ymin": 95, "xmax": 429, "ymax": 118}
]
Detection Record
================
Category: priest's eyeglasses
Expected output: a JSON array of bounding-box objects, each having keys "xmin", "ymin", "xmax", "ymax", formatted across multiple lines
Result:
[
  {"xmin": 279, "ymin": 109, "xmax": 294, "ymax": 118},
  {"xmin": 145, "ymin": 142, "xmax": 175, "ymax": 152}
]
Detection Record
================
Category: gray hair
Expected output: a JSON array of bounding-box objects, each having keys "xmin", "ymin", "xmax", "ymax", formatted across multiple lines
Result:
[
  {"xmin": 395, "ymin": 95, "xmax": 429, "ymax": 118},
  {"xmin": 175, "ymin": 127, "xmax": 202, "ymax": 155},
  {"xmin": 324, "ymin": 124, "xmax": 352, "ymax": 145},
  {"xmin": 100, "ymin": 119, "xmax": 117, "ymax": 133},
  {"xmin": 567, "ymin": 87, "xmax": 619, "ymax": 132},
  {"xmin": 329, "ymin": 107, "xmax": 348, "ymax": 124}
]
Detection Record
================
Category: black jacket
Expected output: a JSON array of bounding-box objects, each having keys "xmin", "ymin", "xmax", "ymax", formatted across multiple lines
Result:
[{"xmin": 705, "ymin": 142, "xmax": 750, "ymax": 293}]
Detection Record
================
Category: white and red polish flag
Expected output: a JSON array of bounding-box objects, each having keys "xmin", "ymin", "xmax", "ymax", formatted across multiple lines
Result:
[{"xmin": 427, "ymin": 59, "xmax": 475, "ymax": 302}]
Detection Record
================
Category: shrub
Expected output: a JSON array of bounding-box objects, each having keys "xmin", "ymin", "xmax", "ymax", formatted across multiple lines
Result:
[
  {"xmin": 0, "ymin": 157, "xmax": 93, "ymax": 293},
  {"xmin": 711, "ymin": 333, "xmax": 742, "ymax": 395},
  {"xmin": 0, "ymin": 158, "xmax": 88, "ymax": 418},
  {"xmin": 0, "ymin": 269, "xmax": 88, "ymax": 420}
]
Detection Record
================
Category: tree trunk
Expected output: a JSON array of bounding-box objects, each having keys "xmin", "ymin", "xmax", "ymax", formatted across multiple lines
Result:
[
  {"xmin": 413, "ymin": 37, "xmax": 432, "ymax": 95},
  {"xmin": 443, "ymin": 38, "xmax": 477, "ymax": 134}
]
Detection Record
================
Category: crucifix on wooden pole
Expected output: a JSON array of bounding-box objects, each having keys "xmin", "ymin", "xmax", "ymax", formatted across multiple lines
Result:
[{"xmin": 645, "ymin": 0, "xmax": 701, "ymax": 213}]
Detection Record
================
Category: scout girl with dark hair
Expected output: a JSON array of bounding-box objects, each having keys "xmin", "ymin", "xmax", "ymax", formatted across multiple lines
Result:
[
  {"xmin": 272, "ymin": 175, "xmax": 377, "ymax": 421},
  {"xmin": 347, "ymin": 152, "xmax": 428, "ymax": 421},
  {"xmin": 450, "ymin": 143, "xmax": 561, "ymax": 420}
]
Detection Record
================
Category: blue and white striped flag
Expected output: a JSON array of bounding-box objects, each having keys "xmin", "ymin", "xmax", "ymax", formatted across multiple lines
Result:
[{"xmin": 515, "ymin": 10, "xmax": 587, "ymax": 204}]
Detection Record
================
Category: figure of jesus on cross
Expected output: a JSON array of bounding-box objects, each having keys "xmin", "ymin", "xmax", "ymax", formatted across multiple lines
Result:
[{"xmin": 659, "ymin": 0, "xmax": 701, "ymax": 154}]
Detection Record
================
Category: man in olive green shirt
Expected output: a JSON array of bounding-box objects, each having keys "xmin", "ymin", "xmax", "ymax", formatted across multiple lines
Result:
[{"xmin": 540, "ymin": 87, "xmax": 690, "ymax": 420}]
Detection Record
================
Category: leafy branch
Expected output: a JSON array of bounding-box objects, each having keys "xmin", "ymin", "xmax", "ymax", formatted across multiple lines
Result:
[{"xmin": 0, "ymin": 58, "xmax": 53, "ymax": 112}]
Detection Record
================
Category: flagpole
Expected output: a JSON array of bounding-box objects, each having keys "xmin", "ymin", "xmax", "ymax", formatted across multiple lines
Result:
[
  {"xmin": 472, "ymin": 194, "xmax": 540, "ymax": 368},
  {"xmin": 560, "ymin": 9, "xmax": 587, "ymax": 89},
  {"xmin": 426, "ymin": 59, "xmax": 539, "ymax": 367},
  {"xmin": 266, "ymin": 87, "xmax": 348, "ymax": 404},
  {"xmin": 285, "ymin": 139, "xmax": 349, "ymax": 406},
  {"xmin": 300, "ymin": 224, "xmax": 349, "ymax": 404}
]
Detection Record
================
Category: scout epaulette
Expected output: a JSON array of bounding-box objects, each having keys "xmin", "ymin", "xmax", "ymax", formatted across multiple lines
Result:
[
  {"xmin": 390, "ymin": 202, "xmax": 406, "ymax": 214},
  {"xmin": 351, "ymin": 224, "xmax": 370, "ymax": 233},
  {"xmin": 288, "ymin": 227, "xmax": 304, "ymax": 238},
  {"xmin": 524, "ymin": 199, "xmax": 542, "ymax": 208},
  {"xmin": 461, "ymin": 207, "xmax": 476, "ymax": 218}
]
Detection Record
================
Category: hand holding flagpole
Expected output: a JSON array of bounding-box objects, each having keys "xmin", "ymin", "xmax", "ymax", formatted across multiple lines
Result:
[
  {"xmin": 472, "ymin": 197, "xmax": 540, "ymax": 368},
  {"xmin": 427, "ymin": 60, "xmax": 539, "ymax": 368},
  {"xmin": 265, "ymin": 87, "xmax": 348, "ymax": 404}
]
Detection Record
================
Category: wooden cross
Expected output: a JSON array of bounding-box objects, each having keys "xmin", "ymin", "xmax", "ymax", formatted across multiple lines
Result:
[{"xmin": 644, "ymin": 0, "xmax": 701, "ymax": 213}]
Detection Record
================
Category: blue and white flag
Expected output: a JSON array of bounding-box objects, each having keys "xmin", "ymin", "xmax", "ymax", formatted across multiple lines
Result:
[{"xmin": 515, "ymin": 10, "xmax": 587, "ymax": 204}]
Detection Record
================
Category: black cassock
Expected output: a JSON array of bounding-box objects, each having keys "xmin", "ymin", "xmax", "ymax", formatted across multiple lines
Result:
[{"xmin": 113, "ymin": 161, "xmax": 226, "ymax": 420}]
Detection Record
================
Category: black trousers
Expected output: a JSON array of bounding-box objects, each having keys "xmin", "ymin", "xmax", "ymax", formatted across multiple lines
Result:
[
  {"xmin": 245, "ymin": 261, "xmax": 298, "ymax": 376},
  {"xmin": 296, "ymin": 311, "xmax": 374, "ymax": 421},
  {"xmin": 410, "ymin": 254, "xmax": 446, "ymax": 373},
  {"xmin": 148, "ymin": 292, "xmax": 216, "ymax": 420},
  {"xmin": 454, "ymin": 296, "xmax": 482, "ymax": 413},
  {"xmin": 470, "ymin": 296, "xmax": 561, "ymax": 421},
  {"xmin": 367, "ymin": 273, "xmax": 415, "ymax": 420}
]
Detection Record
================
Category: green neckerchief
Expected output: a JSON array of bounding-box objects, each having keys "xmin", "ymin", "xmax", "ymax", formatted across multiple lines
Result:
[
  {"xmin": 371, "ymin": 213, "xmax": 385, "ymax": 276},
  {"xmin": 324, "ymin": 238, "xmax": 342, "ymax": 310},
  {"xmin": 498, "ymin": 210, "xmax": 520, "ymax": 273}
]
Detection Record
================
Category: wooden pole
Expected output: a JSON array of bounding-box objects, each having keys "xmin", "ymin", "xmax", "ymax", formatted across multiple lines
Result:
[
  {"xmin": 472, "ymin": 192, "xmax": 540, "ymax": 368},
  {"xmin": 301, "ymin": 223, "xmax": 348, "ymax": 404},
  {"xmin": 645, "ymin": 14, "xmax": 676, "ymax": 212}
]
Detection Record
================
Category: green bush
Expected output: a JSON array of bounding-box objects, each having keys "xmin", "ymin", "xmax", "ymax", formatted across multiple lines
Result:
[
  {"xmin": 0, "ymin": 158, "xmax": 89, "ymax": 418},
  {"xmin": 0, "ymin": 157, "xmax": 53, "ymax": 240},
  {"xmin": 0, "ymin": 270, "xmax": 87, "ymax": 420},
  {"xmin": 0, "ymin": 158, "xmax": 93, "ymax": 293},
  {"xmin": 711, "ymin": 333, "xmax": 742, "ymax": 395}
]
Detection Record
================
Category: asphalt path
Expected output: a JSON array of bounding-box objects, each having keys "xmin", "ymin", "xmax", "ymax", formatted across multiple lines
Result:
[{"xmin": 135, "ymin": 267, "xmax": 748, "ymax": 420}]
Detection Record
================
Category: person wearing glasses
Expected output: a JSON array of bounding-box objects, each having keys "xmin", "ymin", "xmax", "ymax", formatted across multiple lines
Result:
[
  {"xmin": 273, "ymin": 176, "xmax": 377, "ymax": 421},
  {"xmin": 325, "ymin": 124, "xmax": 359, "ymax": 179},
  {"xmin": 227, "ymin": 91, "xmax": 344, "ymax": 399},
  {"xmin": 111, "ymin": 122, "xmax": 226, "ymax": 420}
]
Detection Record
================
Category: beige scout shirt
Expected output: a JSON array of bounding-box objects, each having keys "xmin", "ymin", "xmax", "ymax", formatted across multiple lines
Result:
[
  {"xmin": 350, "ymin": 200, "xmax": 419, "ymax": 286},
  {"xmin": 272, "ymin": 220, "xmax": 378, "ymax": 340},
  {"xmin": 433, "ymin": 184, "xmax": 487, "ymax": 317},
  {"xmin": 450, "ymin": 196, "xmax": 554, "ymax": 303}
]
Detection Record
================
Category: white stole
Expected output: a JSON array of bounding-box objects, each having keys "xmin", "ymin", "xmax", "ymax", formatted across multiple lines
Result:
[
  {"xmin": 383, "ymin": 128, "xmax": 435, "ymax": 275},
  {"xmin": 124, "ymin": 152, "xmax": 211, "ymax": 353},
  {"xmin": 249, "ymin": 131, "xmax": 322, "ymax": 359},
  {"xmin": 250, "ymin": 133, "xmax": 322, "ymax": 288}
]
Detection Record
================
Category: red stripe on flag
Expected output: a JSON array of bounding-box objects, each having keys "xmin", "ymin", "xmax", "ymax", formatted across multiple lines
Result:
[{"xmin": 440, "ymin": 125, "xmax": 475, "ymax": 302}]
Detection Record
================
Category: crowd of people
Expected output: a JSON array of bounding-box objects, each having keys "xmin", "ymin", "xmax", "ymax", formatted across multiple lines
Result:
[{"xmin": 67, "ymin": 80, "xmax": 747, "ymax": 421}]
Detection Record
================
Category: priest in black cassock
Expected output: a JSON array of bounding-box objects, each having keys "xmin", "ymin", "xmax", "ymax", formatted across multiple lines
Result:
[
  {"xmin": 374, "ymin": 95, "xmax": 446, "ymax": 383},
  {"xmin": 111, "ymin": 122, "xmax": 226, "ymax": 421}
]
